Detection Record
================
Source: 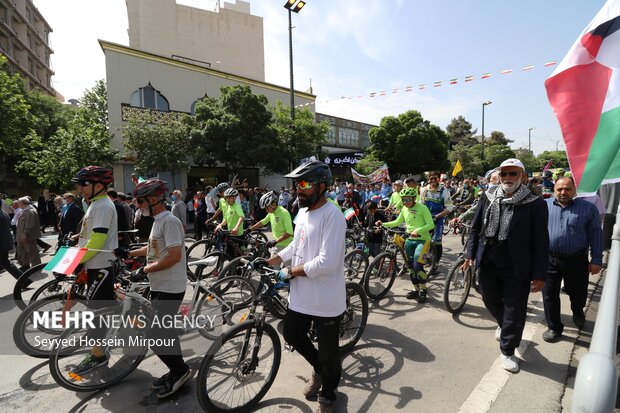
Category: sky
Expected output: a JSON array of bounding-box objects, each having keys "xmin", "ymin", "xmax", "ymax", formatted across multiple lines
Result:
[{"xmin": 32, "ymin": 0, "xmax": 607, "ymax": 155}]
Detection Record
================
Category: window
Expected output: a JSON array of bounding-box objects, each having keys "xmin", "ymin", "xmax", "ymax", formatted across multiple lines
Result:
[
  {"xmin": 338, "ymin": 127, "xmax": 359, "ymax": 147},
  {"xmin": 327, "ymin": 125, "xmax": 336, "ymax": 144},
  {"xmin": 190, "ymin": 94, "xmax": 209, "ymax": 114},
  {"xmin": 130, "ymin": 83, "xmax": 170, "ymax": 111}
]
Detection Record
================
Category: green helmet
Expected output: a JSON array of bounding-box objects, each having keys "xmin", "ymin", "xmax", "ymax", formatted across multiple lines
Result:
[{"xmin": 400, "ymin": 187, "xmax": 417, "ymax": 197}]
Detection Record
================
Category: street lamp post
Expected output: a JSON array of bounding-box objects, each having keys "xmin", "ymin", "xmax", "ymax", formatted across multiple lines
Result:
[
  {"xmin": 481, "ymin": 100, "xmax": 492, "ymax": 161},
  {"xmin": 284, "ymin": 0, "xmax": 306, "ymax": 120},
  {"xmin": 528, "ymin": 127, "xmax": 535, "ymax": 153}
]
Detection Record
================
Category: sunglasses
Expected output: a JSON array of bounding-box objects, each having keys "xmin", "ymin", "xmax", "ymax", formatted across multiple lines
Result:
[
  {"xmin": 136, "ymin": 198, "xmax": 147, "ymax": 204},
  {"xmin": 77, "ymin": 181, "xmax": 92, "ymax": 187},
  {"xmin": 429, "ymin": 176, "xmax": 439, "ymax": 181},
  {"xmin": 295, "ymin": 180, "xmax": 315, "ymax": 190},
  {"xmin": 499, "ymin": 171, "xmax": 520, "ymax": 177},
  {"xmin": 401, "ymin": 197, "xmax": 415, "ymax": 202}
]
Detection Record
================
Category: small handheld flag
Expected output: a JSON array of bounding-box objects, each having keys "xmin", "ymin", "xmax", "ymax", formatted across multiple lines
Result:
[
  {"xmin": 44, "ymin": 247, "xmax": 88, "ymax": 275},
  {"xmin": 452, "ymin": 160, "xmax": 463, "ymax": 176},
  {"xmin": 343, "ymin": 207, "xmax": 357, "ymax": 221}
]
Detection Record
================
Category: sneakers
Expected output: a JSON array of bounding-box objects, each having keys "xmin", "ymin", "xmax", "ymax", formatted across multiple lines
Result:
[
  {"xmin": 406, "ymin": 290, "xmax": 419, "ymax": 300},
  {"xmin": 156, "ymin": 367, "xmax": 193, "ymax": 399},
  {"xmin": 573, "ymin": 312, "xmax": 586, "ymax": 329},
  {"xmin": 71, "ymin": 354, "xmax": 108, "ymax": 375},
  {"xmin": 542, "ymin": 329, "xmax": 562, "ymax": 343},
  {"xmin": 151, "ymin": 372, "xmax": 171, "ymax": 390},
  {"xmin": 315, "ymin": 396, "xmax": 334, "ymax": 413},
  {"xmin": 416, "ymin": 290, "xmax": 427, "ymax": 303},
  {"xmin": 303, "ymin": 371, "xmax": 322, "ymax": 401},
  {"xmin": 495, "ymin": 326, "xmax": 501, "ymax": 342},
  {"xmin": 500, "ymin": 354, "xmax": 519, "ymax": 373}
]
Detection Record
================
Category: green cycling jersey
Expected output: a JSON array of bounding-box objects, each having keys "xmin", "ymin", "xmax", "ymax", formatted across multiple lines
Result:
[{"xmin": 382, "ymin": 202, "xmax": 434, "ymax": 241}]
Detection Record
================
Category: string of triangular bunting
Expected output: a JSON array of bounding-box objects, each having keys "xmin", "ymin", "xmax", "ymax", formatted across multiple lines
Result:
[{"xmin": 295, "ymin": 61, "xmax": 557, "ymax": 108}]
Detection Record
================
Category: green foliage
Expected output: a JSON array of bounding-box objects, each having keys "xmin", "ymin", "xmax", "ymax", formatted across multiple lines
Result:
[
  {"xmin": 0, "ymin": 55, "xmax": 32, "ymax": 156},
  {"xmin": 485, "ymin": 144, "xmax": 516, "ymax": 170},
  {"xmin": 16, "ymin": 80, "xmax": 117, "ymax": 189},
  {"xmin": 449, "ymin": 143, "xmax": 485, "ymax": 177},
  {"xmin": 446, "ymin": 115, "xmax": 475, "ymax": 148},
  {"xmin": 123, "ymin": 109, "xmax": 191, "ymax": 182},
  {"xmin": 368, "ymin": 110, "xmax": 450, "ymax": 176},
  {"xmin": 271, "ymin": 101, "xmax": 328, "ymax": 171},
  {"xmin": 513, "ymin": 149, "xmax": 541, "ymax": 173},
  {"xmin": 485, "ymin": 131, "xmax": 513, "ymax": 146},
  {"xmin": 536, "ymin": 150, "xmax": 568, "ymax": 170},
  {"xmin": 189, "ymin": 85, "xmax": 287, "ymax": 176},
  {"xmin": 355, "ymin": 153, "xmax": 384, "ymax": 175},
  {"xmin": 27, "ymin": 89, "xmax": 72, "ymax": 142}
]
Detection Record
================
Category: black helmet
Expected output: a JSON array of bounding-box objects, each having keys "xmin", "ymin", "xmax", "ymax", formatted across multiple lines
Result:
[
  {"xmin": 216, "ymin": 182, "xmax": 230, "ymax": 192},
  {"xmin": 133, "ymin": 178, "xmax": 168, "ymax": 198},
  {"xmin": 285, "ymin": 160, "xmax": 332, "ymax": 186},
  {"xmin": 72, "ymin": 166, "xmax": 114, "ymax": 185}
]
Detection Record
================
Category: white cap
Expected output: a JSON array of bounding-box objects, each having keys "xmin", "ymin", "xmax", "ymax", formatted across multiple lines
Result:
[{"xmin": 499, "ymin": 158, "xmax": 525, "ymax": 171}]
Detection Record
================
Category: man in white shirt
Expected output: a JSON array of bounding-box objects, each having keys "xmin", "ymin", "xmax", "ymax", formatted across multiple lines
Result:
[{"xmin": 264, "ymin": 161, "xmax": 346, "ymax": 413}]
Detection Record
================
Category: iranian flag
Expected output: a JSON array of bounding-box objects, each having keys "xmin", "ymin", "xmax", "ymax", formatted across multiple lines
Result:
[
  {"xmin": 44, "ymin": 247, "xmax": 88, "ymax": 275},
  {"xmin": 545, "ymin": 0, "xmax": 620, "ymax": 194},
  {"xmin": 343, "ymin": 207, "xmax": 357, "ymax": 221}
]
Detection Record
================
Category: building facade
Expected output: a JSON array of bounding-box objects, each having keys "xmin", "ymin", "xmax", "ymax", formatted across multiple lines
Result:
[
  {"xmin": 0, "ymin": 0, "xmax": 55, "ymax": 95},
  {"xmin": 126, "ymin": 0, "xmax": 264, "ymax": 81}
]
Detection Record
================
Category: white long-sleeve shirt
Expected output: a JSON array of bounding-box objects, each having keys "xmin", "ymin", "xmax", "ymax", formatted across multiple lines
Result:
[{"xmin": 278, "ymin": 201, "xmax": 346, "ymax": 317}]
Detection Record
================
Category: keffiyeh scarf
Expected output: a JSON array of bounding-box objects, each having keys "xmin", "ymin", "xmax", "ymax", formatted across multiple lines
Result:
[{"xmin": 482, "ymin": 184, "xmax": 538, "ymax": 241}]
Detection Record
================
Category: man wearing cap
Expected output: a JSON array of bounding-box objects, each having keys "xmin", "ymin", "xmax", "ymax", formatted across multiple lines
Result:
[
  {"xmin": 463, "ymin": 158, "xmax": 549, "ymax": 373},
  {"xmin": 386, "ymin": 180, "xmax": 403, "ymax": 216}
]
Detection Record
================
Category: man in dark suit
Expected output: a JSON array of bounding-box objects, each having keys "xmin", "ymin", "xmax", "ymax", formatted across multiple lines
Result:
[
  {"xmin": 59, "ymin": 193, "xmax": 84, "ymax": 240},
  {"xmin": 463, "ymin": 158, "xmax": 549, "ymax": 373}
]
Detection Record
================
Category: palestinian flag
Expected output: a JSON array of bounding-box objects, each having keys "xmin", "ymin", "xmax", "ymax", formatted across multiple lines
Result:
[
  {"xmin": 44, "ymin": 247, "xmax": 88, "ymax": 275},
  {"xmin": 545, "ymin": 0, "xmax": 620, "ymax": 193}
]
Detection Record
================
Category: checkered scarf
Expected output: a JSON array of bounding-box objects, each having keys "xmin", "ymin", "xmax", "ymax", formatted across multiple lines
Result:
[{"xmin": 482, "ymin": 184, "xmax": 538, "ymax": 241}]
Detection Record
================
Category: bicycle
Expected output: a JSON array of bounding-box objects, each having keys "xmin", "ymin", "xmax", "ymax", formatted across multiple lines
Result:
[
  {"xmin": 195, "ymin": 259, "xmax": 368, "ymax": 413},
  {"xmin": 443, "ymin": 248, "xmax": 479, "ymax": 314},
  {"xmin": 364, "ymin": 227, "xmax": 437, "ymax": 300},
  {"xmin": 47, "ymin": 260, "xmax": 256, "ymax": 392}
]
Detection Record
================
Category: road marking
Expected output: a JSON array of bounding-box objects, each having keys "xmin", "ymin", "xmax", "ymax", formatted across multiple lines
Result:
[{"xmin": 457, "ymin": 299, "xmax": 545, "ymax": 413}]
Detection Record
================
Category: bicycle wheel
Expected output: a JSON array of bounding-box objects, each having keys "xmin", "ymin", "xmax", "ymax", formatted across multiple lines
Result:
[
  {"xmin": 363, "ymin": 252, "xmax": 397, "ymax": 300},
  {"xmin": 187, "ymin": 239, "xmax": 215, "ymax": 268},
  {"xmin": 247, "ymin": 230, "xmax": 268, "ymax": 245},
  {"xmin": 461, "ymin": 226, "xmax": 469, "ymax": 246},
  {"xmin": 339, "ymin": 282, "xmax": 368, "ymax": 354},
  {"xmin": 49, "ymin": 306, "xmax": 150, "ymax": 392},
  {"xmin": 192, "ymin": 251, "xmax": 227, "ymax": 282},
  {"xmin": 30, "ymin": 276, "xmax": 84, "ymax": 303},
  {"xmin": 13, "ymin": 293, "xmax": 88, "ymax": 358},
  {"xmin": 345, "ymin": 235, "xmax": 356, "ymax": 253},
  {"xmin": 442, "ymin": 220, "xmax": 452, "ymax": 235},
  {"xmin": 195, "ymin": 276, "xmax": 256, "ymax": 340},
  {"xmin": 423, "ymin": 242, "xmax": 438, "ymax": 276},
  {"xmin": 443, "ymin": 258, "xmax": 473, "ymax": 314},
  {"xmin": 196, "ymin": 321, "xmax": 281, "ymax": 413},
  {"xmin": 13, "ymin": 263, "xmax": 62, "ymax": 310},
  {"xmin": 344, "ymin": 249, "xmax": 369, "ymax": 283}
]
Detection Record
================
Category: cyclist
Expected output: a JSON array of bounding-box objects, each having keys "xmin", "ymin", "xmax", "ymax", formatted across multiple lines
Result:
[
  {"xmin": 420, "ymin": 171, "xmax": 450, "ymax": 267},
  {"xmin": 451, "ymin": 179, "xmax": 474, "ymax": 208},
  {"xmin": 215, "ymin": 187, "xmax": 245, "ymax": 237},
  {"xmin": 119, "ymin": 178, "xmax": 192, "ymax": 398},
  {"xmin": 385, "ymin": 180, "xmax": 403, "ymax": 216},
  {"xmin": 70, "ymin": 166, "xmax": 118, "ymax": 375},
  {"xmin": 206, "ymin": 182, "xmax": 230, "ymax": 224},
  {"xmin": 261, "ymin": 160, "xmax": 346, "ymax": 413},
  {"xmin": 249, "ymin": 191, "xmax": 293, "ymax": 252},
  {"xmin": 376, "ymin": 186, "xmax": 435, "ymax": 302}
]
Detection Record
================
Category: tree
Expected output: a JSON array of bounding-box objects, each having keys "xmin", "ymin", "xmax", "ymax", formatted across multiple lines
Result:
[
  {"xmin": 355, "ymin": 153, "xmax": 384, "ymax": 175},
  {"xmin": 0, "ymin": 55, "xmax": 32, "ymax": 157},
  {"xmin": 446, "ymin": 116, "xmax": 475, "ymax": 148},
  {"xmin": 368, "ymin": 110, "xmax": 450, "ymax": 177},
  {"xmin": 485, "ymin": 144, "xmax": 515, "ymax": 170},
  {"xmin": 189, "ymin": 85, "xmax": 287, "ymax": 179},
  {"xmin": 271, "ymin": 101, "xmax": 328, "ymax": 171},
  {"xmin": 536, "ymin": 150, "xmax": 569, "ymax": 170},
  {"xmin": 16, "ymin": 81, "xmax": 117, "ymax": 190},
  {"xmin": 486, "ymin": 131, "xmax": 513, "ymax": 146},
  {"xmin": 513, "ymin": 148, "xmax": 541, "ymax": 173},
  {"xmin": 123, "ymin": 109, "xmax": 191, "ymax": 185},
  {"xmin": 449, "ymin": 143, "xmax": 485, "ymax": 177}
]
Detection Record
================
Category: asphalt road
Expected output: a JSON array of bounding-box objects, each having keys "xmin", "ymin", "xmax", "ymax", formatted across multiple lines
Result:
[{"xmin": 0, "ymin": 232, "xmax": 606, "ymax": 412}]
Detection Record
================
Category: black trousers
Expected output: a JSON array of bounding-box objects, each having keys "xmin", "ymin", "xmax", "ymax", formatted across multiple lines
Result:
[
  {"xmin": 149, "ymin": 291, "xmax": 187, "ymax": 375},
  {"xmin": 194, "ymin": 216, "xmax": 207, "ymax": 240},
  {"xmin": 283, "ymin": 308, "xmax": 341, "ymax": 401},
  {"xmin": 0, "ymin": 250, "xmax": 22, "ymax": 279},
  {"xmin": 479, "ymin": 262, "xmax": 531, "ymax": 356},
  {"xmin": 542, "ymin": 254, "xmax": 589, "ymax": 333}
]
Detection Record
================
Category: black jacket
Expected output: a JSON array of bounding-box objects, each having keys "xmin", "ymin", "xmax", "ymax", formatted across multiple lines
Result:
[
  {"xmin": 0, "ymin": 210, "xmax": 14, "ymax": 253},
  {"xmin": 465, "ymin": 193, "xmax": 549, "ymax": 281},
  {"xmin": 59, "ymin": 203, "xmax": 84, "ymax": 237}
]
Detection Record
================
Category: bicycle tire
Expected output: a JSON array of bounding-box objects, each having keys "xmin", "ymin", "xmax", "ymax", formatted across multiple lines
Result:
[
  {"xmin": 13, "ymin": 293, "xmax": 87, "ymax": 358},
  {"xmin": 196, "ymin": 320, "xmax": 281, "ymax": 413},
  {"xmin": 30, "ymin": 277, "xmax": 82, "ymax": 303},
  {"xmin": 13, "ymin": 263, "xmax": 59, "ymax": 310},
  {"xmin": 247, "ymin": 230, "xmax": 268, "ymax": 245},
  {"xmin": 339, "ymin": 282, "xmax": 368, "ymax": 353},
  {"xmin": 443, "ymin": 257, "xmax": 473, "ymax": 314},
  {"xmin": 193, "ymin": 251, "xmax": 227, "ymax": 282},
  {"xmin": 49, "ymin": 306, "xmax": 150, "ymax": 392},
  {"xmin": 423, "ymin": 242, "xmax": 439, "ymax": 277},
  {"xmin": 345, "ymin": 235, "xmax": 356, "ymax": 253},
  {"xmin": 194, "ymin": 276, "xmax": 256, "ymax": 340},
  {"xmin": 442, "ymin": 220, "xmax": 452, "ymax": 235},
  {"xmin": 461, "ymin": 226, "xmax": 469, "ymax": 246},
  {"xmin": 186, "ymin": 238, "xmax": 215, "ymax": 269},
  {"xmin": 344, "ymin": 249, "xmax": 369, "ymax": 283},
  {"xmin": 364, "ymin": 252, "xmax": 397, "ymax": 300}
]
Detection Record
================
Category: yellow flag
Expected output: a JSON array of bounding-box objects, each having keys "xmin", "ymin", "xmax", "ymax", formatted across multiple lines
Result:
[{"xmin": 452, "ymin": 160, "xmax": 463, "ymax": 176}]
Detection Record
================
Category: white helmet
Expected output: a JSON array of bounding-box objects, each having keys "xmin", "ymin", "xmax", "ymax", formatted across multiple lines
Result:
[
  {"xmin": 223, "ymin": 188, "xmax": 238, "ymax": 197},
  {"xmin": 260, "ymin": 191, "xmax": 278, "ymax": 209}
]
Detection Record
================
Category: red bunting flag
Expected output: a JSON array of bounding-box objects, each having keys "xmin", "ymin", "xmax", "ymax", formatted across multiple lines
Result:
[
  {"xmin": 450, "ymin": 79, "xmax": 458, "ymax": 84},
  {"xmin": 481, "ymin": 73, "xmax": 491, "ymax": 79},
  {"xmin": 501, "ymin": 69, "xmax": 513, "ymax": 74},
  {"xmin": 465, "ymin": 75, "xmax": 475, "ymax": 82},
  {"xmin": 522, "ymin": 65, "xmax": 535, "ymax": 71}
]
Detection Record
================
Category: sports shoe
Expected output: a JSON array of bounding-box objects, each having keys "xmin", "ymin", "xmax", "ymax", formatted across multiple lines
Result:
[
  {"xmin": 304, "ymin": 371, "xmax": 322, "ymax": 401},
  {"xmin": 500, "ymin": 354, "xmax": 519, "ymax": 373},
  {"xmin": 406, "ymin": 290, "xmax": 419, "ymax": 300},
  {"xmin": 495, "ymin": 326, "xmax": 501, "ymax": 342},
  {"xmin": 151, "ymin": 372, "xmax": 171, "ymax": 390},
  {"xmin": 315, "ymin": 396, "xmax": 334, "ymax": 413},
  {"xmin": 416, "ymin": 290, "xmax": 427, "ymax": 303},
  {"xmin": 157, "ymin": 367, "xmax": 193, "ymax": 398},
  {"xmin": 573, "ymin": 312, "xmax": 586, "ymax": 329},
  {"xmin": 542, "ymin": 329, "xmax": 562, "ymax": 343},
  {"xmin": 71, "ymin": 354, "xmax": 108, "ymax": 375}
]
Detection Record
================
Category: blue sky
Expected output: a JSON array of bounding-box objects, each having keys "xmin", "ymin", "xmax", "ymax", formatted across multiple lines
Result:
[{"xmin": 33, "ymin": 0, "xmax": 606, "ymax": 155}]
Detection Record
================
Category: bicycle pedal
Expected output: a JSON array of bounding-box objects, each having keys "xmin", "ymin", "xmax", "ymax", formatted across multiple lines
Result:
[{"xmin": 284, "ymin": 343, "xmax": 295, "ymax": 353}]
